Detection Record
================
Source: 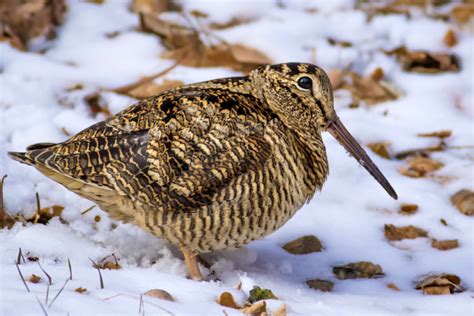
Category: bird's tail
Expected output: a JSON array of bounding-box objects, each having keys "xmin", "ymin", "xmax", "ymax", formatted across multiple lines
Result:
[
  {"xmin": 8, "ymin": 142, "xmax": 57, "ymax": 166},
  {"xmin": 8, "ymin": 151, "xmax": 35, "ymax": 166}
]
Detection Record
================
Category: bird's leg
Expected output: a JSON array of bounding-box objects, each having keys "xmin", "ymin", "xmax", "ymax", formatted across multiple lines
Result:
[{"xmin": 181, "ymin": 248, "xmax": 202, "ymax": 281}]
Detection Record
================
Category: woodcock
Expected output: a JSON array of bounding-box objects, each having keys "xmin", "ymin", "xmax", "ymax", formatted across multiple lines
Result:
[{"xmin": 9, "ymin": 63, "xmax": 397, "ymax": 280}]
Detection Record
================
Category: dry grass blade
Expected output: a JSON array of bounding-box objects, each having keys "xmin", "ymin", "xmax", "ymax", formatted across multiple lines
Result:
[
  {"xmin": 0, "ymin": 175, "xmax": 7, "ymax": 228},
  {"xmin": 90, "ymin": 258, "xmax": 104, "ymax": 289},
  {"xmin": 139, "ymin": 294, "xmax": 145, "ymax": 316},
  {"xmin": 80, "ymin": 205, "xmax": 96, "ymax": 215},
  {"xmin": 37, "ymin": 261, "xmax": 52, "ymax": 285},
  {"xmin": 35, "ymin": 295, "xmax": 49, "ymax": 316},
  {"xmin": 17, "ymin": 248, "xmax": 26, "ymax": 265},
  {"xmin": 45, "ymin": 283, "xmax": 50, "ymax": 305},
  {"xmin": 48, "ymin": 278, "xmax": 70, "ymax": 308},
  {"xmin": 68, "ymin": 258, "xmax": 72, "ymax": 280},
  {"xmin": 15, "ymin": 260, "xmax": 30, "ymax": 292}
]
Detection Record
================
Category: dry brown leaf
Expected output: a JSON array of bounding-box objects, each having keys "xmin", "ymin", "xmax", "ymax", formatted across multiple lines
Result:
[
  {"xmin": 144, "ymin": 289, "xmax": 175, "ymax": 301},
  {"xmin": 450, "ymin": 189, "xmax": 474, "ymax": 216},
  {"xmin": 306, "ymin": 279, "xmax": 334, "ymax": 292},
  {"xmin": 399, "ymin": 156, "xmax": 444, "ymax": 178},
  {"xmin": 217, "ymin": 292, "xmax": 240, "ymax": 309},
  {"xmin": 387, "ymin": 282, "xmax": 400, "ymax": 291},
  {"xmin": 32, "ymin": 204, "xmax": 64, "ymax": 225},
  {"xmin": 127, "ymin": 79, "xmax": 183, "ymax": 99},
  {"xmin": 210, "ymin": 17, "xmax": 254, "ymax": 30},
  {"xmin": 394, "ymin": 142, "xmax": 446, "ymax": 160},
  {"xmin": 327, "ymin": 37, "xmax": 353, "ymax": 47},
  {"xmin": 384, "ymin": 224, "xmax": 428, "ymax": 241},
  {"xmin": 399, "ymin": 203, "xmax": 419, "ymax": 215},
  {"xmin": 282, "ymin": 235, "xmax": 323, "ymax": 254},
  {"xmin": 415, "ymin": 274, "xmax": 464, "ymax": 295},
  {"xmin": 93, "ymin": 254, "xmax": 121, "ymax": 270},
  {"xmin": 241, "ymin": 301, "xmax": 266, "ymax": 315},
  {"xmin": 443, "ymin": 29, "xmax": 458, "ymax": 47},
  {"xmin": 84, "ymin": 93, "xmax": 111, "ymax": 117},
  {"xmin": 399, "ymin": 51, "xmax": 460, "ymax": 73},
  {"xmin": 132, "ymin": 0, "xmax": 180, "ymax": 14},
  {"xmin": 140, "ymin": 13, "xmax": 271, "ymax": 73},
  {"xmin": 0, "ymin": 0, "xmax": 66, "ymax": 50},
  {"xmin": 28, "ymin": 274, "xmax": 41, "ymax": 284},
  {"xmin": 273, "ymin": 304, "xmax": 287, "ymax": 316},
  {"xmin": 417, "ymin": 130, "xmax": 452, "ymax": 138},
  {"xmin": 75, "ymin": 287, "xmax": 87, "ymax": 294},
  {"xmin": 333, "ymin": 261, "xmax": 384, "ymax": 280},
  {"xmin": 367, "ymin": 142, "xmax": 391, "ymax": 159},
  {"xmin": 431, "ymin": 239, "xmax": 459, "ymax": 251},
  {"xmin": 451, "ymin": 4, "xmax": 474, "ymax": 24}
]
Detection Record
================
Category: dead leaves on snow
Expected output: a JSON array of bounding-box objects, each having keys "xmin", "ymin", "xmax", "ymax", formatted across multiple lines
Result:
[
  {"xmin": 384, "ymin": 224, "xmax": 428, "ymax": 241},
  {"xmin": 385, "ymin": 47, "xmax": 460, "ymax": 74},
  {"xmin": 216, "ymin": 286, "xmax": 283, "ymax": 315},
  {"xmin": 144, "ymin": 289, "xmax": 175, "ymax": 302},
  {"xmin": 282, "ymin": 235, "xmax": 323, "ymax": 254},
  {"xmin": 450, "ymin": 189, "xmax": 474, "ymax": 216},
  {"xmin": 399, "ymin": 156, "xmax": 444, "ymax": 178},
  {"xmin": 306, "ymin": 279, "xmax": 334, "ymax": 292},
  {"xmin": 0, "ymin": 0, "xmax": 66, "ymax": 51}
]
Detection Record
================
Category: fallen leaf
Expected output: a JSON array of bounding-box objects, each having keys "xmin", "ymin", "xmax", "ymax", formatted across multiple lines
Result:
[
  {"xmin": 84, "ymin": 93, "xmax": 111, "ymax": 117},
  {"xmin": 451, "ymin": 4, "xmax": 474, "ymax": 24},
  {"xmin": 28, "ymin": 274, "xmax": 41, "ymax": 284},
  {"xmin": 450, "ymin": 189, "xmax": 474, "ymax": 216},
  {"xmin": 127, "ymin": 79, "xmax": 183, "ymax": 99},
  {"xmin": 443, "ymin": 29, "xmax": 458, "ymax": 47},
  {"xmin": 399, "ymin": 51, "xmax": 460, "ymax": 73},
  {"xmin": 282, "ymin": 235, "xmax": 323, "ymax": 254},
  {"xmin": 387, "ymin": 282, "xmax": 400, "ymax": 291},
  {"xmin": 27, "ymin": 255, "xmax": 39, "ymax": 262},
  {"xmin": 415, "ymin": 274, "xmax": 464, "ymax": 295},
  {"xmin": 341, "ymin": 72, "xmax": 399, "ymax": 105},
  {"xmin": 440, "ymin": 218, "xmax": 448, "ymax": 226},
  {"xmin": 368, "ymin": 142, "xmax": 391, "ymax": 159},
  {"xmin": 75, "ymin": 287, "xmax": 87, "ymax": 294},
  {"xmin": 217, "ymin": 292, "xmax": 240, "ymax": 309},
  {"xmin": 394, "ymin": 142, "xmax": 446, "ymax": 160},
  {"xmin": 399, "ymin": 203, "xmax": 419, "ymax": 215},
  {"xmin": 241, "ymin": 301, "xmax": 266, "ymax": 315},
  {"xmin": 399, "ymin": 156, "xmax": 444, "ymax": 178},
  {"xmin": 306, "ymin": 279, "xmax": 334, "ymax": 292},
  {"xmin": 384, "ymin": 224, "xmax": 428, "ymax": 241},
  {"xmin": 248, "ymin": 286, "xmax": 277, "ymax": 303},
  {"xmin": 273, "ymin": 303, "xmax": 287, "ymax": 316},
  {"xmin": 327, "ymin": 37, "xmax": 353, "ymax": 47},
  {"xmin": 431, "ymin": 239, "xmax": 459, "ymax": 251},
  {"xmin": 417, "ymin": 130, "xmax": 452, "ymax": 138},
  {"xmin": 131, "ymin": 0, "xmax": 180, "ymax": 14},
  {"xmin": 93, "ymin": 254, "xmax": 121, "ymax": 270},
  {"xmin": 144, "ymin": 289, "xmax": 175, "ymax": 301},
  {"xmin": 0, "ymin": 0, "xmax": 66, "ymax": 50},
  {"xmin": 31, "ymin": 204, "xmax": 65, "ymax": 225},
  {"xmin": 333, "ymin": 261, "xmax": 384, "ymax": 280}
]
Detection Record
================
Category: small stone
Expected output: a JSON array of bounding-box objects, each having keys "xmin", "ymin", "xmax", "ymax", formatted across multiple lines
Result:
[
  {"xmin": 306, "ymin": 279, "xmax": 334, "ymax": 292},
  {"xmin": 282, "ymin": 235, "xmax": 323, "ymax": 254},
  {"xmin": 333, "ymin": 261, "xmax": 384, "ymax": 280},
  {"xmin": 144, "ymin": 289, "xmax": 175, "ymax": 302},
  {"xmin": 248, "ymin": 286, "xmax": 277, "ymax": 303}
]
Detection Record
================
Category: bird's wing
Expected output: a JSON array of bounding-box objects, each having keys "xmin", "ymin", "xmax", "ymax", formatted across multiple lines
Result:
[{"xmin": 24, "ymin": 89, "xmax": 273, "ymax": 212}]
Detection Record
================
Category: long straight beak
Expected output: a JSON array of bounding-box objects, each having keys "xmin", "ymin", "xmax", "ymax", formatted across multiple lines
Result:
[{"xmin": 326, "ymin": 115, "xmax": 398, "ymax": 200}]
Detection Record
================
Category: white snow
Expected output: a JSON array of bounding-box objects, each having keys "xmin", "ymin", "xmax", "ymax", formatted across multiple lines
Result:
[{"xmin": 1, "ymin": 1, "xmax": 473, "ymax": 315}]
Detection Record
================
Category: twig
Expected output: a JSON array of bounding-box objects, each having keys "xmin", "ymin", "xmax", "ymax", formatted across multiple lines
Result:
[
  {"xmin": 48, "ymin": 278, "xmax": 69, "ymax": 308},
  {"xmin": 67, "ymin": 258, "xmax": 72, "ymax": 280},
  {"xmin": 89, "ymin": 258, "xmax": 104, "ymax": 289},
  {"xmin": 139, "ymin": 294, "xmax": 145, "ymax": 316},
  {"xmin": 17, "ymin": 248, "xmax": 26, "ymax": 264},
  {"xmin": 35, "ymin": 295, "xmax": 49, "ymax": 316},
  {"xmin": 0, "ymin": 175, "xmax": 7, "ymax": 228},
  {"xmin": 112, "ymin": 61, "xmax": 180, "ymax": 95},
  {"xmin": 37, "ymin": 261, "xmax": 52, "ymax": 285},
  {"xmin": 80, "ymin": 205, "xmax": 96, "ymax": 215},
  {"xmin": 15, "ymin": 260, "xmax": 30, "ymax": 292}
]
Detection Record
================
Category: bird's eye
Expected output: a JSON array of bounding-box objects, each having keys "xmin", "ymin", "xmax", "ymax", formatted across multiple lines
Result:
[{"xmin": 297, "ymin": 76, "xmax": 312, "ymax": 90}]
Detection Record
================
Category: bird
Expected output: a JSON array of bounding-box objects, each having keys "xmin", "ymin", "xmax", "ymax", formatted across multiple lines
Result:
[{"xmin": 9, "ymin": 62, "xmax": 397, "ymax": 281}]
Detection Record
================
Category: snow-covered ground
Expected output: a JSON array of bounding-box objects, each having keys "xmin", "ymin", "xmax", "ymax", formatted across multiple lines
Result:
[{"xmin": 1, "ymin": 1, "xmax": 473, "ymax": 315}]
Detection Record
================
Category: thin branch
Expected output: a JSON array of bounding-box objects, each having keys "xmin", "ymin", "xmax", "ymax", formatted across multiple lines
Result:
[
  {"xmin": 45, "ymin": 283, "xmax": 50, "ymax": 306},
  {"xmin": 37, "ymin": 261, "xmax": 52, "ymax": 285},
  {"xmin": 34, "ymin": 192, "xmax": 41, "ymax": 224},
  {"xmin": 48, "ymin": 278, "xmax": 69, "ymax": 308},
  {"xmin": 80, "ymin": 205, "xmax": 96, "ymax": 215},
  {"xmin": 17, "ymin": 248, "xmax": 26, "ymax": 264},
  {"xmin": 15, "ymin": 260, "xmax": 30, "ymax": 292}
]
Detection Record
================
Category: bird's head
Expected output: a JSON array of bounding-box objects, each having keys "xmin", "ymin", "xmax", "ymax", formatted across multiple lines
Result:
[{"xmin": 250, "ymin": 62, "xmax": 398, "ymax": 200}]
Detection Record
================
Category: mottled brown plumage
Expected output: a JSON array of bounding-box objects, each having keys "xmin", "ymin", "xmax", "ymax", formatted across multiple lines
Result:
[{"xmin": 9, "ymin": 63, "xmax": 397, "ymax": 280}]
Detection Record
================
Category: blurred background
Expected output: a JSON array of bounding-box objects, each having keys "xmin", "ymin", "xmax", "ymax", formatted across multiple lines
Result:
[{"xmin": 0, "ymin": 1, "xmax": 473, "ymax": 315}]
